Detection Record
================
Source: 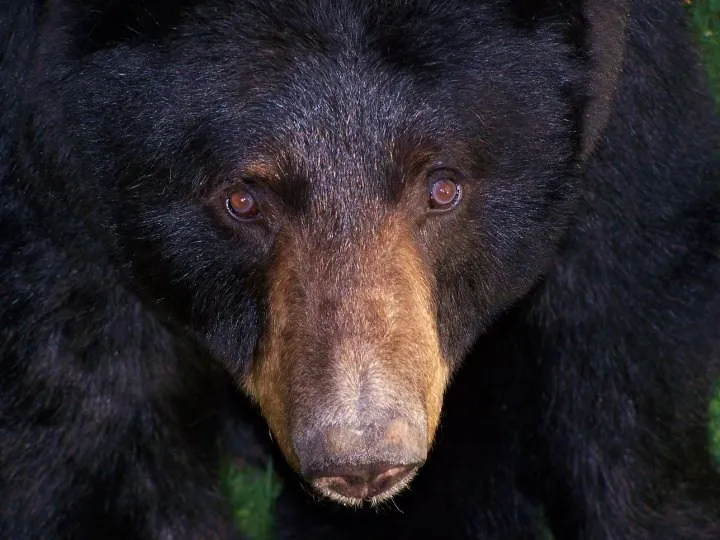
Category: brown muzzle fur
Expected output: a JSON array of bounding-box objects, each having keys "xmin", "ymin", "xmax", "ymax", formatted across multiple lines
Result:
[{"xmin": 243, "ymin": 216, "xmax": 450, "ymax": 504}]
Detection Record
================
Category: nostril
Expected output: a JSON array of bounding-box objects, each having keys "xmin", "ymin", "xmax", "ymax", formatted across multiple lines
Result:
[
  {"xmin": 312, "ymin": 463, "xmax": 419, "ymax": 501},
  {"xmin": 365, "ymin": 464, "xmax": 415, "ymax": 496}
]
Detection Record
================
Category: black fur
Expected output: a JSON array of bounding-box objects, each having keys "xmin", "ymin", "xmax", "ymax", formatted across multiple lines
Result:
[{"xmin": 1, "ymin": 1, "xmax": 718, "ymax": 539}]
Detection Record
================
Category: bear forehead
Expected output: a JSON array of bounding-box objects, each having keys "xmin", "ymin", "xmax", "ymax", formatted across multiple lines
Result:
[{"xmin": 75, "ymin": 0, "xmax": 573, "ymax": 204}]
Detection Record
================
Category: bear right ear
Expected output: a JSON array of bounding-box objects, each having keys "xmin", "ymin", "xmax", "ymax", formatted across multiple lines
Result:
[
  {"xmin": 48, "ymin": 0, "xmax": 197, "ymax": 54},
  {"xmin": 580, "ymin": 0, "xmax": 631, "ymax": 160}
]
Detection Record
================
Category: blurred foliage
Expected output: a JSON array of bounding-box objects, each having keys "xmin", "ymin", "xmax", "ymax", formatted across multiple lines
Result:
[
  {"xmin": 688, "ymin": 0, "xmax": 720, "ymax": 461},
  {"xmin": 222, "ymin": 458, "xmax": 282, "ymax": 540},
  {"xmin": 687, "ymin": 0, "xmax": 720, "ymax": 98}
]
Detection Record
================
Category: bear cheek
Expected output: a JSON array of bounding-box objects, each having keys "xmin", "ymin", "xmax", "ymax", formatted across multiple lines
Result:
[{"xmin": 243, "ymin": 219, "xmax": 451, "ymax": 503}]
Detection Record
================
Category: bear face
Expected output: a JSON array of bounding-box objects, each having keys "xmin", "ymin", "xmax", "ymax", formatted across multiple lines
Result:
[{"xmin": 27, "ymin": 0, "xmax": 584, "ymax": 506}]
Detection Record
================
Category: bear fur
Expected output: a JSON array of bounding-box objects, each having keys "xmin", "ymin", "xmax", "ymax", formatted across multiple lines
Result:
[{"xmin": 1, "ymin": 1, "xmax": 719, "ymax": 539}]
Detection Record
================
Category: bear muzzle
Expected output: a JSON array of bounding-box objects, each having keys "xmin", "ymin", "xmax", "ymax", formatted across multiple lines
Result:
[{"xmin": 243, "ymin": 217, "xmax": 450, "ymax": 504}]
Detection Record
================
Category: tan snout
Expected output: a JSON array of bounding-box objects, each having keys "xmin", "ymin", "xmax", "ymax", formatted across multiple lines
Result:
[{"xmin": 243, "ymin": 217, "xmax": 450, "ymax": 505}]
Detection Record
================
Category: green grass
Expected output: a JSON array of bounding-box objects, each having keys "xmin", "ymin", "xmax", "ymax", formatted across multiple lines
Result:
[
  {"xmin": 222, "ymin": 458, "xmax": 282, "ymax": 540},
  {"xmin": 711, "ymin": 395, "xmax": 720, "ymax": 458},
  {"xmin": 224, "ymin": 3, "xmax": 720, "ymax": 539},
  {"xmin": 688, "ymin": 0, "xmax": 720, "ymax": 98},
  {"xmin": 689, "ymin": 0, "xmax": 720, "ymax": 460}
]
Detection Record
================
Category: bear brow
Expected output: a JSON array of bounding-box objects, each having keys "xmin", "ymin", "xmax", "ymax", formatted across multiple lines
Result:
[
  {"xmin": 235, "ymin": 153, "xmax": 311, "ymax": 209},
  {"xmin": 243, "ymin": 161, "xmax": 282, "ymax": 183}
]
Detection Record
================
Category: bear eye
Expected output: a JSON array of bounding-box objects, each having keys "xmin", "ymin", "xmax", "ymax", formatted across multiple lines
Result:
[
  {"xmin": 226, "ymin": 189, "xmax": 260, "ymax": 220},
  {"xmin": 428, "ymin": 172, "xmax": 462, "ymax": 211}
]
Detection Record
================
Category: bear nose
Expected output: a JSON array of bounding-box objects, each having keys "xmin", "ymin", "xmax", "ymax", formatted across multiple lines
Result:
[
  {"xmin": 311, "ymin": 463, "xmax": 418, "ymax": 500},
  {"xmin": 295, "ymin": 418, "xmax": 427, "ymax": 502}
]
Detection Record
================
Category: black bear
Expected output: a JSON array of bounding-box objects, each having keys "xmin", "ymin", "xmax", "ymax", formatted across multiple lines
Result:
[{"xmin": 1, "ymin": 0, "xmax": 719, "ymax": 539}]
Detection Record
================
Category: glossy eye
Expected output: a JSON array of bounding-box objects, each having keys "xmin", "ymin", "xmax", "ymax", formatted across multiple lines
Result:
[
  {"xmin": 226, "ymin": 190, "xmax": 260, "ymax": 220},
  {"xmin": 428, "ymin": 173, "xmax": 462, "ymax": 211}
]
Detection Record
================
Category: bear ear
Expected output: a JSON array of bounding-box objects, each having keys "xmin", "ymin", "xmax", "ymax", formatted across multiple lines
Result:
[
  {"xmin": 58, "ymin": 0, "xmax": 199, "ymax": 53},
  {"xmin": 580, "ymin": 0, "xmax": 631, "ymax": 160},
  {"xmin": 509, "ymin": 0, "xmax": 631, "ymax": 160}
]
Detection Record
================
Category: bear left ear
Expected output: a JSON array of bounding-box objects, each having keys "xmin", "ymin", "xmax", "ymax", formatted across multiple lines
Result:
[
  {"xmin": 510, "ymin": 0, "xmax": 631, "ymax": 160},
  {"xmin": 580, "ymin": 0, "xmax": 631, "ymax": 160}
]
